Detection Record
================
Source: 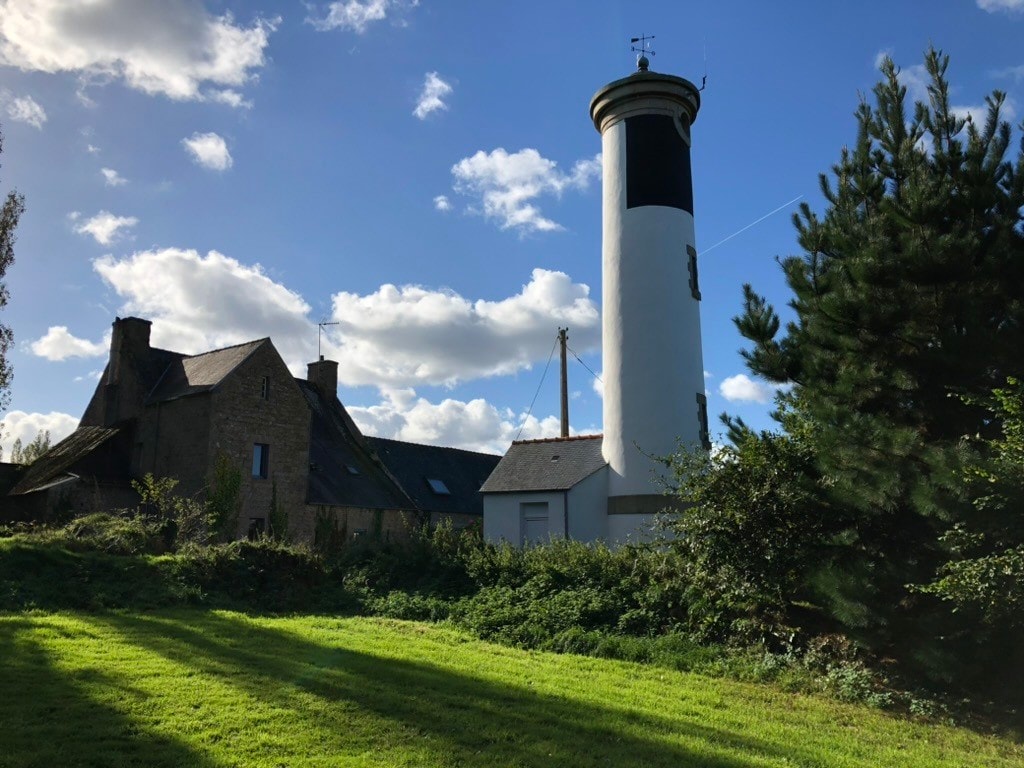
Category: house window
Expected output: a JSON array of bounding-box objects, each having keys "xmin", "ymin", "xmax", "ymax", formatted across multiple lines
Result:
[
  {"xmin": 696, "ymin": 393, "xmax": 711, "ymax": 451},
  {"xmin": 687, "ymin": 245, "xmax": 701, "ymax": 301},
  {"xmin": 426, "ymin": 478, "xmax": 450, "ymax": 495},
  {"xmin": 252, "ymin": 443, "xmax": 269, "ymax": 478},
  {"xmin": 260, "ymin": 376, "xmax": 270, "ymax": 400},
  {"xmin": 248, "ymin": 517, "xmax": 266, "ymax": 540}
]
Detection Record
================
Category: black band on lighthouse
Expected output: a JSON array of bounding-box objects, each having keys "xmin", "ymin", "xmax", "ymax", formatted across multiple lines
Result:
[{"xmin": 625, "ymin": 114, "xmax": 693, "ymax": 213}]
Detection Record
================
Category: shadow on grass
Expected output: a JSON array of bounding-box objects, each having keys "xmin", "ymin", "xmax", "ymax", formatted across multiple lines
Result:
[
  {"xmin": 84, "ymin": 611, "xmax": 814, "ymax": 767},
  {"xmin": 0, "ymin": 616, "xmax": 219, "ymax": 768}
]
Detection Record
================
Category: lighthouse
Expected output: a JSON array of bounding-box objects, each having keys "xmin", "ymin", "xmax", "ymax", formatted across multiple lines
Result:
[
  {"xmin": 590, "ymin": 54, "xmax": 709, "ymax": 526},
  {"xmin": 481, "ymin": 53, "xmax": 709, "ymax": 546}
]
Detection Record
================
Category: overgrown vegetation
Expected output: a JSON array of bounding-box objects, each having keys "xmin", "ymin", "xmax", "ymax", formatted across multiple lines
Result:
[{"xmin": 2, "ymin": 515, "xmax": 1018, "ymax": 728}]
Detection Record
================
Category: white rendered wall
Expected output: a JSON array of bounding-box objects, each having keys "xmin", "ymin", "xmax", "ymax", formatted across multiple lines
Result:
[
  {"xmin": 606, "ymin": 513, "xmax": 660, "ymax": 546},
  {"xmin": 566, "ymin": 467, "xmax": 609, "ymax": 542},
  {"xmin": 483, "ymin": 492, "xmax": 566, "ymax": 545},
  {"xmin": 601, "ymin": 120, "xmax": 706, "ymax": 498}
]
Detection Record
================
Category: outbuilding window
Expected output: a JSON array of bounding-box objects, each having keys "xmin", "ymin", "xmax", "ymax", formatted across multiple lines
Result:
[{"xmin": 260, "ymin": 376, "xmax": 270, "ymax": 400}]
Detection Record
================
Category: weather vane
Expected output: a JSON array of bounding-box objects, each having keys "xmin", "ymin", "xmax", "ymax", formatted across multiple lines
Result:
[{"xmin": 630, "ymin": 34, "xmax": 655, "ymax": 70}]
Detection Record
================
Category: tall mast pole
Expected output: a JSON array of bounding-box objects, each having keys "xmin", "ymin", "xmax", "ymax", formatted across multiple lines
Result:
[{"xmin": 559, "ymin": 327, "xmax": 569, "ymax": 438}]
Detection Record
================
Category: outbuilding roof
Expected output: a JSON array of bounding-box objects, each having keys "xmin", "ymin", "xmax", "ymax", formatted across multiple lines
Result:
[
  {"xmin": 480, "ymin": 434, "xmax": 606, "ymax": 493},
  {"xmin": 10, "ymin": 426, "xmax": 121, "ymax": 495}
]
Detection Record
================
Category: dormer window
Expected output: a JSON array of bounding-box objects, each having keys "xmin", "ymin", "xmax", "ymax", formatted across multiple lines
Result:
[
  {"xmin": 426, "ymin": 478, "xmax": 450, "ymax": 495},
  {"xmin": 260, "ymin": 376, "xmax": 270, "ymax": 400}
]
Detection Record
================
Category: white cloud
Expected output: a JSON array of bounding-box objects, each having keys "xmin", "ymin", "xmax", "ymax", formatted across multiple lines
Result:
[
  {"xmin": 433, "ymin": 194, "xmax": 451, "ymax": 212},
  {"xmin": 592, "ymin": 371, "xmax": 604, "ymax": 399},
  {"xmin": 326, "ymin": 267, "xmax": 600, "ymax": 388},
  {"xmin": 0, "ymin": 0, "xmax": 277, "ymax": 104},
  {"xmin": 1, "ymin": 410, "xmax": 79, "ymax": 458},
  {"xmin": 46, "ymin": 250, "xmax": 598, "ymax": 425},
  {"xmin": 308, "ymin": 0, "xmax": 416, "ymax": 33},
  {"xmin": 30, "ymin": 326, "xmax": 107, "ymax": 361},
  {"xmin": 4, "ymin": 93, "xmax": 46, "ymax": 128},
  {"xmin": 977, "ymin": 0, "xmax": 1024, "ymax": 12},
  {"xmin": 993, "ymin": 64, "xmax": 1024, "ymax": 82},
  {"xmin": 451, "ymin": 148, "xmax": 601, "ymax": 234},
  {"xmin": 207, "ymin": 88, "xmax": 251, "ymax": 109},
  {"xmin": 92, "ymin": 248, "xmax": 314, "ymax": 366},
  {"xmin": 718, "ymin": 373, "xmax": 779, "ymax": 404},
  {"xmin": 101, "ymin": 167, "xmax": 127, "ymax": 186},
  {"xmin": 414, "ymin": 71, "xmax": 452, "ymax": 119},
  {"xmin": 73, "ymin": 210, "xmax": 138, "ymax": 245},
  {"xmin": 86, "ymin": 143, "xmax": 100, "ymax": 154},
  {"xmin": 182, "ymin": 132, "xmax": 232, "ymax": 171},
  {"xmin": 348, "ymin": 387, "xmax": 589, "ymax": 454}
]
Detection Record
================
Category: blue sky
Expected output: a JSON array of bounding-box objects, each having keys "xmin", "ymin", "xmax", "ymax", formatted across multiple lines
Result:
[{"xmin": 1, "ymin": 0, "xmax": 1023, "ymax": 455}]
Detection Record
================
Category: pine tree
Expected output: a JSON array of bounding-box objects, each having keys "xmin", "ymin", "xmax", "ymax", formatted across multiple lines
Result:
[{"xmin": 734, "ymin": 49, "xmax": 1024, "ymax": 647}]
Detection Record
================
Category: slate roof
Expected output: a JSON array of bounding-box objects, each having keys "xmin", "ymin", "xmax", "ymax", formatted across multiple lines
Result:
[
  {"xmin": 146, "ymin": 339, "xmax": 266, "ymax": 403},
  {"xmin": 79, "ymin": 346, "xmax": 185, "ymax": 427},
  {"xmin": 480, "ymin": 434, "xmax": 606, "ymax": 493},
  {"xmin": 10, "ymin": 426, "xmax": 120, "ymax": 495},
  {"xmin": 367, "ymin": 437, "xmax": 501, "ymax": 516},
  {"xmin": 299, "ymin": 382, "xmax": 415, "ymax": 510}
]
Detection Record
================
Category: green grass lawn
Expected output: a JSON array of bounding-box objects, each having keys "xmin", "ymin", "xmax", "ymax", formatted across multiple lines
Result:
[{"xmin": 0, "ymin": 611, "xmax": 1019, "ymax": 767}]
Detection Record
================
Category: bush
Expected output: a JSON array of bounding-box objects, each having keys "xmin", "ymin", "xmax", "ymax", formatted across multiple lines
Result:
[
  {"xmin": 23, "ymin": 512, "xmax": 168, "ymax": 556},
  {"xmin": 366, "ymin": 591, "xmax": 455, "ymax": 622},
  {"xmin": 661, "ymin": 423, "xmax": 828, "ymax": 644}
]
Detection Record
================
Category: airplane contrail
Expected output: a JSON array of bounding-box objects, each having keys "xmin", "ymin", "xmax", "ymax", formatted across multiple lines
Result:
[{"xmin": 699, "ymin": 194, "xmax": 804, "ymax": 256}]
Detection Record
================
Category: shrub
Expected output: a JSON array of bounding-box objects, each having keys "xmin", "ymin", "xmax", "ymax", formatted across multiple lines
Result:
[
  {"xmin": 28, "ymin": 512, "xmax": 167, "ymax": 556},
  {"xmin": 661, "ymin": 423, "xmax": 827, "ymax": 644}
]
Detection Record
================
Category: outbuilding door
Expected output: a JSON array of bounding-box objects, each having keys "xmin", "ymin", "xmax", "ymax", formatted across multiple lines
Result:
[{"xmin": 520, "ymin": 502, "xmax": 549, "ymax": 546}]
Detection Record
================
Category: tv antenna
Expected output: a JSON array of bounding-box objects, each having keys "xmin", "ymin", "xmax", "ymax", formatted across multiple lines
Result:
[
  {"xmin": 318, "ymin": 320, "xmax": 339, "ymax": 359},
  {"xmin": 630, "ymin": 34, "xmax": 655, "ymax": 70}
]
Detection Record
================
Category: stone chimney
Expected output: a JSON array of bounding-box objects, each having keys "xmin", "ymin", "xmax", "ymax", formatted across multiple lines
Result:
[
  {"xmin": 107, "ymin": 316, "xmax": 152, "ymax": 385},
  {"xmin": 307, "ymin": 356, "xmax": 339, "ymax": 399},
  {"xmin": 98, "ymin": 316, "xmax": 153, "ymax": 425}
]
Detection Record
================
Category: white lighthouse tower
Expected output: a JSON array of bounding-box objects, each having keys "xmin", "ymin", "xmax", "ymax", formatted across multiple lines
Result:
[
  {"xmin": 480, "ymin": 53, "xmax": 709, "ymax": 547},
  {"xmin": 590, "ymin": 54, "xmax": 709, "ymax": 531}
]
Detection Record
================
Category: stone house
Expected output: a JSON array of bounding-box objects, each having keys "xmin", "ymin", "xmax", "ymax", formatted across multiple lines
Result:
[{"xmin": 3, "ymin": 317, "xmax": 499, "ymax": 541}]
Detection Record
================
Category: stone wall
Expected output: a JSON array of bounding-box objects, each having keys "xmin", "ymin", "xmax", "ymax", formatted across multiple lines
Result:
[
  {"xmin": 205, "ymin": 342, "xmax": 311, "ymax": 539},
  {"xmin": 138, "ymin": 395, "xmax": 212, "ymax": 498}
]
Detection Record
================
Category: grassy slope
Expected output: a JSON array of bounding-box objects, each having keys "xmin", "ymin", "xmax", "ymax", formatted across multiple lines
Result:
[{"xmin": 0, "ymin": 611, "xmax": 1020, "ymax": 768}]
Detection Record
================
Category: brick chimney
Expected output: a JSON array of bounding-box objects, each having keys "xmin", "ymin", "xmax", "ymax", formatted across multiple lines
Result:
[{"xmin": 307, "ymin": 356, "xmax": 339, "ymax": 399}]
